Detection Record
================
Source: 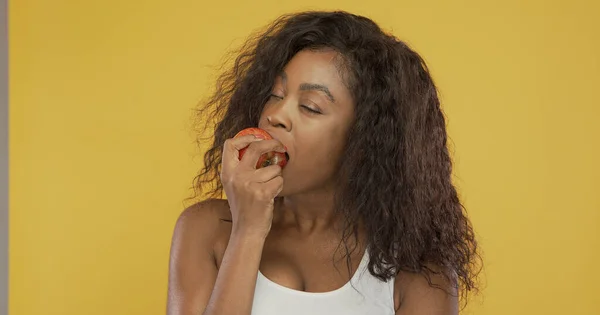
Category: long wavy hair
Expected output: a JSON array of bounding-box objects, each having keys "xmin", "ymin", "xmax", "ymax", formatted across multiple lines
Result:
[{"xmin": 192, "ymin": 10, "xmax": 481, "ymax": 304}]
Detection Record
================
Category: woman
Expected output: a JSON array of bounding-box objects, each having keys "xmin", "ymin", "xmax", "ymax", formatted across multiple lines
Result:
[{"xmin": 167, "ymin": 10, "xmax": 480, "ymax": 315}]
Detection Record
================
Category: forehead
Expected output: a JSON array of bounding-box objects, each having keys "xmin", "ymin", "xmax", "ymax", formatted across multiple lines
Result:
[{"xmin": 279, "ymin": 49, "xmax": 354, "ymax": 104}]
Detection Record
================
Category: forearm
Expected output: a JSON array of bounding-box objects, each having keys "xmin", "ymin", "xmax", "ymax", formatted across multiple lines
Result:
[{"xmin": 202, "ymin": 233, "xmax": 265, "ymax": 315}]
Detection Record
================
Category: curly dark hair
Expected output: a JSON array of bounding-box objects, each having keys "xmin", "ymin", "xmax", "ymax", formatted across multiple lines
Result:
[{"xmin": 191, "ymin": 10, "xmax": 481, "ymax": 304}]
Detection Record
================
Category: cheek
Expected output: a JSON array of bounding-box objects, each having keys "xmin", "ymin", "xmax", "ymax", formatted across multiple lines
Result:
[
  {"xmin": 295, "ymin": 136, "xmax": 345, "ymax": 174},
  {"xmin": 281, "ymin": 127, "xmax": 350, "ymax": 193}
]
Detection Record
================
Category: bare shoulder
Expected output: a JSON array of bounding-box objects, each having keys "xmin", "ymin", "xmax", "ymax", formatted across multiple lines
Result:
[
  {"xmin": 393, "ymin": 265, "xmax": 458, "ymax": 315},
  {"xmin": 171, "ymin": 198, "xmax": 232, "ymax": 253},
  {"xmin": 167, "ymin": 198, "xmax": 232, "ymax": 315},
  {"xmin": 176, "ymin": 198, "xmax": 231, "ymax": 227}
]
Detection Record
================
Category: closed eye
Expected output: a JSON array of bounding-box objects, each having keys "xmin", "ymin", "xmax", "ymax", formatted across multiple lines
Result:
[
  {"xmin": 301, "ymin": 105, "xmax": 322, "ymax": 115},
  {"xmin": 270, "ymin": 94, "xmax": 321, "ymax": 115}
]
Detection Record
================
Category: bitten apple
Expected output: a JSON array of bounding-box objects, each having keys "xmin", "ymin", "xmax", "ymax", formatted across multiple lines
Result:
[{"xmin": 234, "ymin": 128, "xmax": 288, "ymax": 169}]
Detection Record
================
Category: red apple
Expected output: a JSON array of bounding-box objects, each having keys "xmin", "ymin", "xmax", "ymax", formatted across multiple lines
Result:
[{"xmin": 234, "ymin": 128, "xmax": 288, "ymax": 169}]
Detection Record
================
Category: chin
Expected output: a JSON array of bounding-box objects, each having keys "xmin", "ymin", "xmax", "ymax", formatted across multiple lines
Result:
[
  {"xmin": 276, "ymin": 189, "xmax": 288, "ymax": 198},
  {"xmin": 276, "ymin": 184, "xmax": 297, "ymax": 198}
]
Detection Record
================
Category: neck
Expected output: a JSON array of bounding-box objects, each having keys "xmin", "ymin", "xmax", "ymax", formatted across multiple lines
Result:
[{"xmin": 274, "ymin": 189, "xmax": 343, "ymax": 235}]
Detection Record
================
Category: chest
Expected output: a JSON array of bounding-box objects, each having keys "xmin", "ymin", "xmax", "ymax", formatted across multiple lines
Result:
[
  {"xmin": 212, "ymin": 226, "xmax": 397, "ymax": 313},
  {"xmin": 258, "ymin": 236, "xmax": 365, "ymax": 293},
  {"xmin": 251, "ymin": 238, "xmax": 396, "ymax": 315},
  {"xmin": 213, "ymin": 227, "xmax": 364, "ymax": 293}
]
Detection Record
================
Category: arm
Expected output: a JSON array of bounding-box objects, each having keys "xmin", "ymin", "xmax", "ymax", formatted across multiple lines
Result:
[
  {"xmin": 167, "ymin": 201, "xmax": 218, "ymax": 315},
  {"xmin": 166, "ymin": 200, "xmax": 266, "ymax": 315},
  {"xmin": 168, "ymin": 136, "xmax": 284, "ymax": 315},
  {"xmin": 394, "ymin": 270, "xmax": 459, "ymax": 315}
]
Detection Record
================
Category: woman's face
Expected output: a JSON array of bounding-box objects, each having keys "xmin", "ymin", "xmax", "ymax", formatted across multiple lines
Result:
[{"xmin": 258, "ymin": 49, "xmax": 355, "ymax": 196}]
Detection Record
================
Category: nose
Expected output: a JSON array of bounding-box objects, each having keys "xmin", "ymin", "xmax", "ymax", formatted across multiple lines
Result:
[
  {"xmin": 266, "ymin": 115, "xmax": 289, "ymax": 131},
  {"xmin": 263, "ymin": 101, "xmax": 292, "ymax": 132}
]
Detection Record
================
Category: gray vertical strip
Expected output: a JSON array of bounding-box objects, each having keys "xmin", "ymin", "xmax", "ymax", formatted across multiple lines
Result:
[{"xmin": 0, "ymin": 0, "xmax": 8, "ymax": 313}]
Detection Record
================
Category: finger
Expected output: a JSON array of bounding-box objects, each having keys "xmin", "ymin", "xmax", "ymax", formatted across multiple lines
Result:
[
  {"xmin": 252, "ymin": 164, "xmax": 283, "ymax": 183},
  {"xmin": 222, "ymin": 135, "xmax": 264, "ymax": 170},
  {"xmin": 239, "ymin": 139, "xmax": 286, "ymax": 169},
  {"xmin": 231, "ymin": 134, "xmax": 264, "ymax": 151},
  {"xmin": 262, "ymin": 175, "xmax": 284, "ymax": 197}
]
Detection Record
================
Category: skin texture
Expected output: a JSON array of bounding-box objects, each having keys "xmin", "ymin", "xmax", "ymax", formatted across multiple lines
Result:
[{"xmin": 167, "ymin": 49, "xmax": 459, "ymax": 315}]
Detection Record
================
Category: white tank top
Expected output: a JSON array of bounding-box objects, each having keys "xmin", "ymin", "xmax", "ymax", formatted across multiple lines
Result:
[{"xmin": 251, "ymin": 250, "xmax": 396, "ymax": 315}]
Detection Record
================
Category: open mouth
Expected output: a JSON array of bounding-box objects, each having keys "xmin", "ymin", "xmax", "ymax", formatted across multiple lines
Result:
[{"xmin": 285, "ymin": 152, "xmax": 290, "ymax": 161}]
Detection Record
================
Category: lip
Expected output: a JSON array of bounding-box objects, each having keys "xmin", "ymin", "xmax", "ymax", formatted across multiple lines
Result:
[
  {"xmin": 265, "ymin": 132, "xmax": 291, "ymax": 162},
  {"xmin": 274, "ymin": 139, "xmax": 291, "ymax": 162}
]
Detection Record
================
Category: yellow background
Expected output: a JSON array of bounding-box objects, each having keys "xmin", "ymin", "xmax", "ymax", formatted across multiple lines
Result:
[{"xmin": 8, "ymin": 0, "xmax": 599, "ymax": 314}]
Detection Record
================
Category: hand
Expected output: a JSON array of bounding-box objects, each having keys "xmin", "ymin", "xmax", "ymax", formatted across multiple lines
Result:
[{"xmin": 220, "ymin": 134, "xmax": 286, "ymax": 239}]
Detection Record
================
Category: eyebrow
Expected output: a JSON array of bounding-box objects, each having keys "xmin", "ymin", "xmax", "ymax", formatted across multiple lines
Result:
[
  {"xmin": 277, "ymin": 71, "xmax": 336, "ymax": 103},
  {"xmin": 300, "ymin": 83, "xmax": 335, "ymax": 103}
]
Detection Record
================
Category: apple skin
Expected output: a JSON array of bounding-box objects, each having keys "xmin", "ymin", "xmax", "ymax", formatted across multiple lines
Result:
[{"xmin": 234, "ymin": 128, "xmax": 288, "ymax": 169}]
